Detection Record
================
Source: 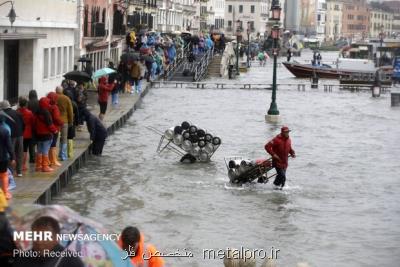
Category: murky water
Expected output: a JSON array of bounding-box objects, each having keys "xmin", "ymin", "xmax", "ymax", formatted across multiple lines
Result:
[{"xmin": 53, "ymin": 51, "xmax": 400, "ymax": 267}]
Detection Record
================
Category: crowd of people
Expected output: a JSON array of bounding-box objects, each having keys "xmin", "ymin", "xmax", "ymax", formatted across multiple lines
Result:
[{"xmin": 0, "ymin": 79, "xmax": 111, "ymax": 200}]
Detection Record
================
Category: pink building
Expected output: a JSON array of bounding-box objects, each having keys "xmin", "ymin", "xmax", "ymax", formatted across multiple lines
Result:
[{"xmin": 77, "ymin": 0, "xmax": 126, "ymax": 70}]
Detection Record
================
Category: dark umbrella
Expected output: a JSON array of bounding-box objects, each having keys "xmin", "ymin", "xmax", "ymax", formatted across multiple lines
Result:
[
  {"xmin": 63, "ymin": 71, "xmax": 91, "ymax": 83},
  {"xmin": 78, "ymin": 57, "xmax": 92, "ymax": 63},
  {"xmin": 121, "ymin": 52, "xmax": 139, "ymax": 63}
]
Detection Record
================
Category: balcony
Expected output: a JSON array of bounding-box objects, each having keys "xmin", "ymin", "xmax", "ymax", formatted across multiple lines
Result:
[
  {"xmin": 182, "ymin": 4, "xmax": 197, "ymax": 13},
  {"xmin": 128, "ymin": 0, "xmax": 158, "ymax": 8}
]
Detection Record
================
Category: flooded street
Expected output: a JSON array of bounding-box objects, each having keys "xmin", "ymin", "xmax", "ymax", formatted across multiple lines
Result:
[{"xmin": 53, "ymin": 51, "xmax": 400, "ymax": 267}]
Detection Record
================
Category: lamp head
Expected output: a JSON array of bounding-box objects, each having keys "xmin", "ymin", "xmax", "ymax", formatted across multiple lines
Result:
[{"xmin": 7, "ymin": 4, "xmax": 17, "ymax": 25}]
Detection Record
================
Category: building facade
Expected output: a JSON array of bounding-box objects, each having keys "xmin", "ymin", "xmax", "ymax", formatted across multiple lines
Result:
[
  {"xmin": 0, "ymin": 0, "xmax": 77, "ymax": 102},
  {"xmin": 369, "ymin": 3, "xmax": 393, "ymax": 39},
  {"xmin": 78, "ymin": 0, "xmax": 126, "ymax": 71},
  {"xmin": 382, "ymin": 1, "xmax": 400, "ymax": 36},
  {"xmin": 213, "ymin": 0, "xmax": 225, "ymax": 30},
  {"xmin": 285, "ymin": 0, "xmax": 318, "ymax": 36},
  {"xmin": 316, "ymin": 0, "xmax": 327, "ymax": 41},
  {"xmin": 126, "ymin": 0, "xmax": 158, "ymax": 31},
  {"xmin": 325, "ymin": 0, "xmax": 343, "ymax": 41},
  {"xmin": 341, "ymin": 0, "xmax": 369, "ymax": 40},
  {"xmin": 224, "ymin": 0, "xmax": 271, "ymax": 39},
  {"xmin": 154, "ymin": 0, "xmax": 196, "ymax": 32}
]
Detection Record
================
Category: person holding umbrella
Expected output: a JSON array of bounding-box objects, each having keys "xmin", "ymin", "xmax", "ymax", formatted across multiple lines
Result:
[{"xmin": 97, "ymin": 76, "xmax": 115, "ymax": 121}]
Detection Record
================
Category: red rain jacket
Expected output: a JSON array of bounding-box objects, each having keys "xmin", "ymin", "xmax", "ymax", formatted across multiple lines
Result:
[
  {"xmin": 97, "ymin": 76, "xmax": 115, "ymax": 103},
  {"xmin": 265, "ymin": 134, "xmax": 295, "ymax": 169},
  {"xmin": 47, "ymin": 92, "xmax": 64, "ymax": 130},
  {"xmin": 34, "ymin": 97, "xmax": 58, "ymax": 139},
  {"xmin": 17, "ymin": 107, "xmax": 35, "ymax": 139}
]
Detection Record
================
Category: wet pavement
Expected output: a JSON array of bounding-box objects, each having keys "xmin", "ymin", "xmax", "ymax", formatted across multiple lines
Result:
[{"xmin": 53, "ymin": 50, "xmax": 400, "ymax": 267}]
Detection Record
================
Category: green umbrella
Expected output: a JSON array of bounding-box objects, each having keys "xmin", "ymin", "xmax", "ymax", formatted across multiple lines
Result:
[{"xmin": 92, "ymin": 67, "xmax": 116, "ymax": 79}]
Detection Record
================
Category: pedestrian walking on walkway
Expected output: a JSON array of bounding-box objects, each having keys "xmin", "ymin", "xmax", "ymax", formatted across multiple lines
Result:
[
  {"xmin": 97, "ymin": 77, "xmax": 115, "ymax": 121},
  {"xmin": 108, "ymin": 62, "xmax": 120, "ymax": 106},
  {"xmin": 0, "ymin": 101, "xmax": 24, "ymax": 177},
  {"xmin": 33, "ymin": 98, "xmax": 58, "ymax": 172},
  {"xmin": 265, "ymin": 126, "xmax": 296, "ymax": 189},
  {"xmin": 63, "ymin": 90, "xmax": 78, "ymax": 159},
  {"xmin": 130, "ymin": 61, "xmax": 141, "ymax": 92},
  {"xmin": 17, "ymin": 97, "xmax": 35, "ymax": 172},
  {"xmin": 287, "ymin": 48, "xmax": 292, "ymax": 62},
  {"xmin": 0, "ymin": 111, "xmax": 15, "ymax": 200},
  {"xmin": 55, "ymin": 86, "xmax": 73, "ymax": 161},
  {"xmin": 27, "ymin": 90, "xmax": 40, "ymax": 164},
  {"xmin": 75, "ymin": 83, "xmax": 88, "ymax": 130},
  {"xmin": 47, "ymin": 92, "xmax": 64, "ymax": 167}
]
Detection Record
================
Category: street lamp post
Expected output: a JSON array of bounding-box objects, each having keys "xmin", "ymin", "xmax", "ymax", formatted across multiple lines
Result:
[
  {"xmin": 0, "ymin": 1, "xmax": 17, "ymax": 29},
  {"xmin": 266, "ymin": 0, "xmax": 282, "ymax": 122},
  {"xmin": 379, "ymin": 27, "xmax": 384, "ymax": 67},
  {"xmin": 247, "ymin": 21, "xmax": 251, "ymax": 68},
  {"xmin": 236, "ymin": 19, "xmax": 241, "ymax": 75}
]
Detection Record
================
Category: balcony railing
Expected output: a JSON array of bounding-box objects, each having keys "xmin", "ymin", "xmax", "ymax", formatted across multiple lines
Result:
[{"xmin": 127, "ymin": 0, "xmax": 157, "ymax": 8}]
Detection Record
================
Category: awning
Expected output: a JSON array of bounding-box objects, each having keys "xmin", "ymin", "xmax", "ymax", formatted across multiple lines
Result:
[{"xmin": 0, "ymin": 32, "xmax": 47, "ymax": 40}]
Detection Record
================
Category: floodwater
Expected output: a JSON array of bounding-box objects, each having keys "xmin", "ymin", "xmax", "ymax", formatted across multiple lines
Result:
[{"xmin": 53, "ymin": 50, "xmax": 400, "ymax": 267}]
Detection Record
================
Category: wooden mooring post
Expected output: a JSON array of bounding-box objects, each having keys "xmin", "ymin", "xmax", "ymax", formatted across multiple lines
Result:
[{"xmin": 391, "ymin": 89, "xmax": 400, "ymax": 106}]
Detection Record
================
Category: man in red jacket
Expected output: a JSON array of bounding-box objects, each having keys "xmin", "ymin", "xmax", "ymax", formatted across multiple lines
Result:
[{"xmin": 265, "ymin": 126, "xmax": 296, "ymax": 189}]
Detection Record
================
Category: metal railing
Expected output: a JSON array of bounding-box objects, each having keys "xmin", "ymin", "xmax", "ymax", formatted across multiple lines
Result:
[
  {"xmin": 193, "ymin": 47, "xmax": 214, "ymax": 81},
  {"xmin": 164, "ymin": 44, "xmax": 189, "ymax": 81}
]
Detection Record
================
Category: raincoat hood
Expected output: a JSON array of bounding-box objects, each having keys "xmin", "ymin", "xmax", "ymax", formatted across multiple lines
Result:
[
  {"xmin": 39, "ymin": 97, "xmax": 51, "ymax": 110},
  {"xmin": 47, "ymin": 92, "xmax": 58, "ymax": 105}
]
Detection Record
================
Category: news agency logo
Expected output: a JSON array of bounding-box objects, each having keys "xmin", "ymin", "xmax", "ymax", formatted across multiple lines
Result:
[
  {"xmin": 13, "ymin": 231, "xmax": 53, "ymax": 241},
  {"xmin": 13, "ymin": 231, "xmax": 121, "ymax": 242}
]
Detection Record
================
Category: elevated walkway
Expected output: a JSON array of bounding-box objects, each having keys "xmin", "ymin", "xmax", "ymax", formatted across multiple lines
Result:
[{"xmin": 11, "ymin": 84, "xmax": 151, "ymax": 205}]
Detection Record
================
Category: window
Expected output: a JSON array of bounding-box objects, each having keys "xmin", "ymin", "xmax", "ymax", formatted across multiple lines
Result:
[
  {"xmin": 228, "ymin": 20, "xmax": 232, "ymax": 27},
  {"xmin": 251, "ymin": 5, "xmax": 255, "ymax": 13},
  {"xmin": 239, "ymin": 5, "xmax": 243, "ymax": 13},
  {"xmin": 348, "ymin": 14, "xmax": 354, "ymax": 20},
  {"xmin": 51, "ymin": 48, "xmax": 56, "ymax": 77},
  {"xmin": 43, "ymin": 48, "xmax": 49, "ymax": 79},
  {"xmin": 57, "ymin": 47, "xmax": 62, "ymax": 75},
  {"xmin": 249, "ymin": 21, "xmax": 254, "ymax": 31},
  {"xmin": 63, "ymin": 47, "xmax": 68, "ymax": 73},
  {"xmin": 228, "ymin": 5, "xmax": 232, "ymax": 13}
]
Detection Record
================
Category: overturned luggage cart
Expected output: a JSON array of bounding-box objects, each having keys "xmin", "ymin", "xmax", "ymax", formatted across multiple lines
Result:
[
  {"xmin": 147, "ymin": 121, "xmax": 221, "ymax": 163},
  {"xmin": 224, "ymin": 156, "xmax": 276, "ymax": 184}
]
